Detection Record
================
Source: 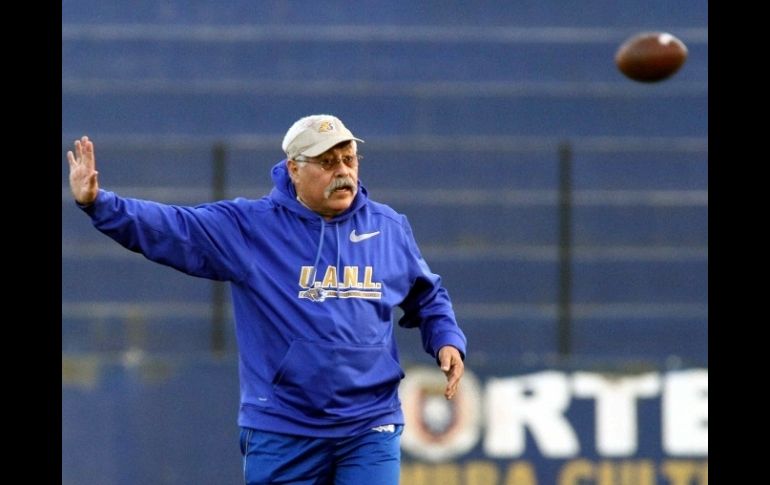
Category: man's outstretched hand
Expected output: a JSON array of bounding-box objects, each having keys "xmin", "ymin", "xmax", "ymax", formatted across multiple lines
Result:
[
  {"xmin": 438, "ymin": 345, "xmax": 464, "ymax": 400},
  {"xmin": 67, "ymin": 136, "xmax": 99, "ymax": 205}
]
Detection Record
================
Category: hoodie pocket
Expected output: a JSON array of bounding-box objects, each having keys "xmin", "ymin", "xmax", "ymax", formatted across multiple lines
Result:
[{"xmin": 272, "ymin": 339, "xmax": 405, "ymax": 420}]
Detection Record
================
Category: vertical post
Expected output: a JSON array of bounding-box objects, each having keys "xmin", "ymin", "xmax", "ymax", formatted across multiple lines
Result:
[
  {"xmin": 557, "ymin": 141, "xmax": 573, "ymax": 359},
  {"xmin": 211, "ymin": 142, "xmax": 227, "ymax": 355}
]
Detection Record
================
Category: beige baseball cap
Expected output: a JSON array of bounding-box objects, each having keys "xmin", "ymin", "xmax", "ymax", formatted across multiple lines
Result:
[{"xmin": 282, "ymin": 114, "xmax": 364, "ymax": 160}]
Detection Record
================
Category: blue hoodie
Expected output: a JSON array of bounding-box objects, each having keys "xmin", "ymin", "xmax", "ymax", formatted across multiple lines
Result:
[{"xmin": 80, "ymin": 160, "xmax": 467, "ymax": 437}]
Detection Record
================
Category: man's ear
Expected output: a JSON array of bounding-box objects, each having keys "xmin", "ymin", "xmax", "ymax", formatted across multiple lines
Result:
[{"xmin": 286, "ymin": 159, "xmax": 298, "ymax": 180}]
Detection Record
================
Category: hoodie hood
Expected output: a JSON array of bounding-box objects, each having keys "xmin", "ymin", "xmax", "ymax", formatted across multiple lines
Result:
[
  {"xmin": 268, "ymin": 160, "xmax": 371, "ymax": 302},
  {"xmin": 268, "ymin": 159, "xmax": 368, "ymax": 223}
]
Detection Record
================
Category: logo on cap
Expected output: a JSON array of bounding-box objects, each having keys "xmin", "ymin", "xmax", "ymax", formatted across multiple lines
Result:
[{"xmin": 317, "ymin": 120, "xmax": 336, "ymax": 133}]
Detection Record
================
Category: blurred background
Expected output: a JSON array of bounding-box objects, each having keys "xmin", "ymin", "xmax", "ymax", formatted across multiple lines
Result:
[{"xmin": 62, "ymin": 1, "xmax": 707, "ymax": 484}]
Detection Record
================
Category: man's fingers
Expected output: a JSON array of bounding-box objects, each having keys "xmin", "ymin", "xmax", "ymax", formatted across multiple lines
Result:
[
  {"xmin": 439, "ymin": 348, "xmax": 454, "ymax": 373},
  {"xmin": 73, "ymin": 136, "xmax": 92, "ymax": 161},
  {"xmin": 438, "ymin": 346, "xmax": 464, "ymax": 400},
  {"xmin": 442, "ymin": 362, "xmax": 460, "ymax": 399},
  {"xmin": 82, "ymin": 137, "xmax": 95, "ymax": 170},
  {"xmin": 445, "ymin": 378, "xmax": 459, "ymax": 399},
  {"xmin": 70, "ymin": 137, "xmax": 96, "ymax": 172},
  {"xmin": 446, "ymin": 366, "xmax": 461, "ymax": 389},
  {"xmin": 446, "ymin": 364, "xmax": 464, "ymax": 399}
]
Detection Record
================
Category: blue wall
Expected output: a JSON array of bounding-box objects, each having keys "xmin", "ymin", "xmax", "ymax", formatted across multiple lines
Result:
[{"xmin": 62, "ymin": 2, "xmax": 707, "ymax": 483}]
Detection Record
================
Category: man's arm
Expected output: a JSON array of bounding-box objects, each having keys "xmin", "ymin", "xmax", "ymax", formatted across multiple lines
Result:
[
  {"xmin": 66, "ymin": 136, "xmax": 248, "ymax": 282},
  {"xmin": 397, "ymin": 215, "xmax": 468, "ymax": 400}
]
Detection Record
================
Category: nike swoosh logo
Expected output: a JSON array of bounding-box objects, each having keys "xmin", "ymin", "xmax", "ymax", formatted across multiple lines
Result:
[{"xmin": 350, "ymin": 230, "xmax": 381, "ymax": 243}]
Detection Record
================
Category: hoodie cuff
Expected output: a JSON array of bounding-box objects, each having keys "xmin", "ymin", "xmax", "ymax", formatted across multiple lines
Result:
[
  {"xmin": 432, "ymin": 333, "xmax": 467, "ymax": 364},
  {"xmin": 76, "ymin": 189, "xmax": 112, "ymax": 217}
]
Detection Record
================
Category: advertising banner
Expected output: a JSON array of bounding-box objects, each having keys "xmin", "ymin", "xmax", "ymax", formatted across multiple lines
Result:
[{"xmin": 399, "ymin": 367, "xmax": 708, "ymax": 485}]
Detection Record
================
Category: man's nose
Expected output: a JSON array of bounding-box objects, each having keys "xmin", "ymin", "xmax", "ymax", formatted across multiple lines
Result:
[{"xmin": 332, "ymin": 160, "xmax": 352, "ymax": 175}]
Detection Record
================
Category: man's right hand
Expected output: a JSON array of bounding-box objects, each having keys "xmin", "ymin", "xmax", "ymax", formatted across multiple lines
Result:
[{"xmin": 67, "ymin": 135, "xmax": 100, "ymax": 205}]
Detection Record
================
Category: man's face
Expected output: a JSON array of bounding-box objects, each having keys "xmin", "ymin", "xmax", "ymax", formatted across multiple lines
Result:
[{"xmin": 288, "ymin": 141, "xmax": 359, "ymax": 219}]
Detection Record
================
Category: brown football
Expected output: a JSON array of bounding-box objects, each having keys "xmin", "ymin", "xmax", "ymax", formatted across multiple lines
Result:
[{"xmin": 615, "ymin": 32, "xmax": 688, "ymax": 82}]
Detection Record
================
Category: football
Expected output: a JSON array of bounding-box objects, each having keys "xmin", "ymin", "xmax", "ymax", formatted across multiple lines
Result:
[{"xmin": 615, "ymin": 32, "xmax": 688, "ymax": 82}]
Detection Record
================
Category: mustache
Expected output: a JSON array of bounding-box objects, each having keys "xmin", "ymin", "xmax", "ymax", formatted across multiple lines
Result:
[{"xmin": 324, "ymin": 177, "xmax": 357, "ymax": 199}]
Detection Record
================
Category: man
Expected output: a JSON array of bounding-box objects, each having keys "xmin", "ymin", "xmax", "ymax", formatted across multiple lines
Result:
[{"xmin": 67, "ymin": 114, "xmax": 467, "ymax": 484}]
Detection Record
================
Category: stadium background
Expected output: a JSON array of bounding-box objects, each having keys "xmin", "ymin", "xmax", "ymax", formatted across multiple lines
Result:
[{"xmin": 61, "ymin": 1, "xmax": 707, "ymax": 483}]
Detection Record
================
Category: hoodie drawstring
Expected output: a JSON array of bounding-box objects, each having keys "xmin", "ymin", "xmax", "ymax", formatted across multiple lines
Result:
[
  {"xmin": 307, "ymin": 220, "xmax": 343, "ymax": 302},
  {"xmin": 335, "ymin": 224, "xmax": 341, "ymax": 279},
  {"xmin": 310, "ymin": 219, "xmax": 326, "ymax": 286}
]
